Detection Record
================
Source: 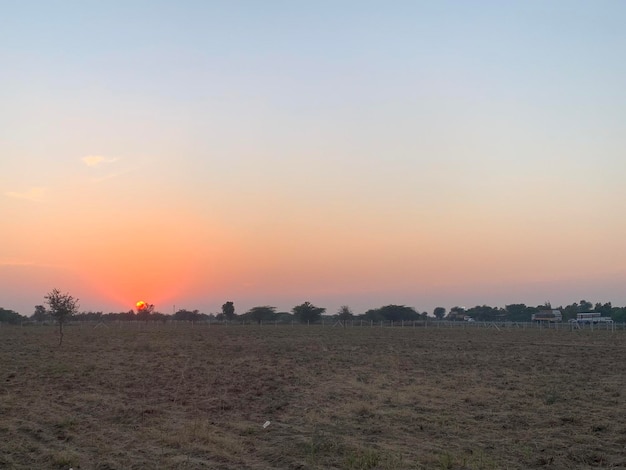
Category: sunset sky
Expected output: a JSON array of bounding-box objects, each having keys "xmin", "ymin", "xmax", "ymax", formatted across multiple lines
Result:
[{"xmin": 2, "ymin": 1, "xmax": 626, "ymax": 317}]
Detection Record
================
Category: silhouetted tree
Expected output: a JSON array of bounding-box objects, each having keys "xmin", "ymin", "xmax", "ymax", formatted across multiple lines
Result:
[
  {"xmin": 610, "ymin": 306, "xmax": 626, "ymax": 322},
  {"xmin": 246, "ymin": 306, "xmax": 276, "ymax": 324},
  {"xmin": 136, "ymin": 303, "xmax": 155, "ymax": 320},
  {"xmin": 362, "ymin": 308, "xmax": 385, "ymax": 322},
  {"xmin": 505, "ymin": 304, "xmax": 533, "ymax": 322},
  {"xmin": 446, "ymin": 306, "xmax": 465, "ymax": 321},
  {"xmin": 361, "ymin": 305, "xmax": 418, "ymax": 322},
  {"xmin": 275, "ymin": 311, "xmax": 294, "ymax": 324},
  {"xmin": 45, "ymin": 288, "xmax": 79, "ymax": 346},
  {"xmin": 466, "ymin": 305, "xmax": 502, "ymax": 322},
  {"xmin": 293, "ymin": 301, "xmax": 325, "ymax": 324},
  {"xmin": 379, "ymin": 305, "xmax": 419, "ymax": 322},
  {"xmin": 173, "ymin": 309, "xmax": 201, "ymax": 322},
  {"xmin": 222, "ymin": 301, "xmax": 236, "ymax": 322},
  {"xmin": 561, "ymin": 302, "xmax": 579, "ymax": 321},
  {"xmin": 0, "ymin": 307, "xmax": 25, "ymax": 324},
  {"xmin": 32, "ymin": 304, "xmax": 49, "ymax": 322},
  {"xmin": 337, "ymin": 305, "xmax": 353, "ymax": 326},
  {"xmin": 595, "ymin": 302, "xmax": 612, "ymax": 315},
  {"xmin": 433, "ymin": 307, "xmax": 446, "ymax": 320}
]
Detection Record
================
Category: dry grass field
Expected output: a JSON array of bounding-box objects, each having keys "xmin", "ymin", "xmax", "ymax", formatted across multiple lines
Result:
[{"xmin": 2, "ymin": 323, "xmax": 626, "ymax": 469}]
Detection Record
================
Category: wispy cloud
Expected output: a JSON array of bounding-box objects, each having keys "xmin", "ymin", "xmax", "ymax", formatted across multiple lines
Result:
[
  {"xmin": 5, "ymin": 187, "xmax": 46, "ymax": 202},
  {"xmin": 0, "ymin": 259, "xmax": 37, "ymax": 267},
  {"xmin": 82, "ymin": 155, "xmax": 119, "ymax": 167}
]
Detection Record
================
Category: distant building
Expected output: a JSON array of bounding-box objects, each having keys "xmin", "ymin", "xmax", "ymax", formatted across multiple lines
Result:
[{"xmin": 531, "ymin": 309, "xmax": 562, "ymax": 322}]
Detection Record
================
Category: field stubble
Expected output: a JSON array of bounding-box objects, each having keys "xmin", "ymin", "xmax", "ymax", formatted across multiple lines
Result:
[{"xmin": 1, "ymin": 324, "xmax": 626, "ymax": 469}]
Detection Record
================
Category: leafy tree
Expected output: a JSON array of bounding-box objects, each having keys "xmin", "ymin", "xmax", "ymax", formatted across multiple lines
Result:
[
  {"xmin": 466, "ymin": 305, "xmax": 503, "ymax": 322},
  {"xmin": 0, "ymin": 307, "xmax": 25, "ymax": 324},
  {"xmin": 337, "ymin": 305, "xmax": 353, "ymax": 326},
  {"xmin": 610, "ymin": 307, "xmax": 626, "ymax": 322},
  {"xmin": 504, "ymin": 304, "xmax": 534, "ymax": 322},
  {"xmin": 32, "ymin": 304, "xmax": 49, "ymax": 322},
  {"xmin": 433, "ymin": 307, "xmax": 446, "ymax": 320},
  {"xmin": 293, "ymin": 301, "xmax": 325, "ymax": 324},
  {"xmin": 45, "ymin": 288, "xmax": 79, "ymax": 346},
  {"xmin": 173, "ymin": 309, "xmax": 201, "ymax": 322},
  {"xmin": 246, "ymin": 306, "xmax": 276, "ymax": 324},
  {"xmin": 151, "ymin": 311, "xmax": 169, "ymax": 322},
  {"xmin": 446, "ymin": 306, "xmax": 465, "ymax": 320},
  {"xmin": 136, "ymin": 303, "xmax": 155, "ymax": 320},
  {"xmin": 379, "ymin": 304, "xmax": 419, "ymax": 321},
  {"xmin": 275, "ymin": 311, "xmax": 295, "ymax": 324},
  {"xmin": 122, "ymin": 310, "xmax": 136, "ymax": 321},
  {"xmin": 561, "ymin": 302, "xmax": 579, "ymax": 321},
  {"xmin": 74, "ymin": 311, "xmax": 103, "ymax": 322},
  {"xmin": 362, "ymin": 305, "xmax": 418, "ymax": 322},
  {"xmin": 222, "ymin": 301, "xmax": 236, "ymax": 322},
  {"xmin": 361, "ymin": 308, "xmax": 385, "ymax": 322},
  {"xmin": 595, "ymin": 302, "xmax": 612, "ymax": 316},
  {"xmin": 579, "ymin": 300, "xmax": 593, "ymax": 312}
]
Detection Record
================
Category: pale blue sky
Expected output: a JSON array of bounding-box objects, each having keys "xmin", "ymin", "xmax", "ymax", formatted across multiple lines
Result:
[{"xmin": 2, "ymin": 1, "xmax": 626, "ymax": 315}]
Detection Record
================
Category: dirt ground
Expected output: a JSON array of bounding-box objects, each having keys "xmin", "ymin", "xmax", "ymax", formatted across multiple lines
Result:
[{"xmin": 1, "ymin": 323, "xmax": 626, "ymax": 469}]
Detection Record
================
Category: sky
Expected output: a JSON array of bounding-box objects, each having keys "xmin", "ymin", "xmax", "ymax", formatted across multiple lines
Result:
[{"xmin": 2, "ymin": 1, "xmax": 626, "ymax": 317}]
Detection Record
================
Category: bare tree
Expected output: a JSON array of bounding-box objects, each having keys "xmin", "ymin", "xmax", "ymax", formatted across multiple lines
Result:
[{"xmin": 45, "ymin": 288, "xmax": 79, "ymax": 346}]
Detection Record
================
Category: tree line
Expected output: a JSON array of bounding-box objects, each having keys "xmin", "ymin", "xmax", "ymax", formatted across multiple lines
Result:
[{"xmin": 3, "ymin": 295, "xmax": 626, "ymax": 326}]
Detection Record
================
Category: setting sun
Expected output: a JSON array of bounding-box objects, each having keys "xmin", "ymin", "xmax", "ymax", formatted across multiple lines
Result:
[{"xmin": 136, "ymin": 301, "xmax": 147, "ymax": 311}]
